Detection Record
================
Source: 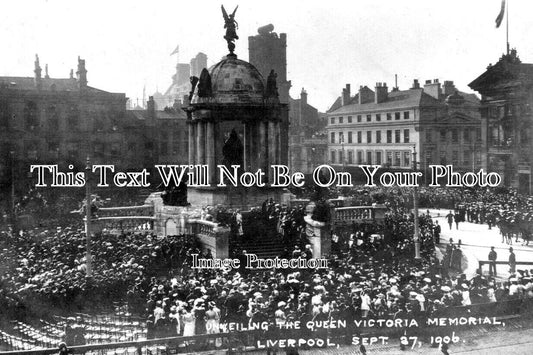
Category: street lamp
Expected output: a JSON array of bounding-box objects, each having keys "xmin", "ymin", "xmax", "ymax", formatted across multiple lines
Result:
[
  {"xmin": 412, "ymin": 145, "xmax": 421, "ymax": 260},
  {"xmin": 85, "ymin": 156, "xmax": 93, "ymax": 278},
  {"xmin": 9, "ymin": 150, "xmax": 15, "ymax": 223}
]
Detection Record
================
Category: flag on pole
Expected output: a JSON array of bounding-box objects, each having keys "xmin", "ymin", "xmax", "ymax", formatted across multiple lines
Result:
[
  {"xmin": 170, "ymin": 44, "xmax": 179, "ymax": 56},
  {"xmin": 495, "ymin": 0, "xmax": 506, "ymax": 28}
]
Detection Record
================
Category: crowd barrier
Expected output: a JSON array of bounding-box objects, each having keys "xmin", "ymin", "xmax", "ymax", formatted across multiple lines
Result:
[{"xmin": 2, "ymin": 297, "xmax": 532, "ymax": 355}]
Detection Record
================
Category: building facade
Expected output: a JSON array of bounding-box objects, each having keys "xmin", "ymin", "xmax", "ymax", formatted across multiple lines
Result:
[
  {"xmin": 327, "ymin": 79, "xmax": 484, "ymax": 180},
  {"xmin": 289, "ymin": 89, "xmax": 327, "ymax": 173},
  {"xmin": 248, "ymin": 24, "xmax": 290, "ymax": 165},
  {"xmin": 469, "ymin": 49, "xmax": 533, "ymax": 194},
  {"xmin": 0, "ymin": 55, "xmax": 188, "ymax": 191}
]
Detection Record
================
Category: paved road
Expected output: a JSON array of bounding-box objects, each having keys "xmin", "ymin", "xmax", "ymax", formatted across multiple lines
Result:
[{"xmin": 428, "ymin": 209, "xmax": 533, "ymax": 279}]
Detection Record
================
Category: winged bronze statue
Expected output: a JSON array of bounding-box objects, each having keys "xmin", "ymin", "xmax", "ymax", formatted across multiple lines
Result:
[{"xmin": 221, "ymin": 5, "xmax": 239, "ymax": 54}]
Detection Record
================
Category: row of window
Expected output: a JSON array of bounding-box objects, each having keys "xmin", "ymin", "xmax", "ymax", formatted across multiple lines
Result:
[
  {"xmin": 426, "ymin": 128, "xmax": 482, "ymax": 143},
  {"xmin": 330, "ymin": 150, "xmax": 412, "ymax": 167},
  {"xmin": 330, "ymin": 149, "xmax": 482, "ymax": 167},
  {"xmin": 330, "ymin": 111, "xmax": 410, "ymax": 125},
  {"xmin": 425, "ymin": 150, "xmax": 482, "ymax": 166},
  {"xmin": 330, "ymin": 129, "xmax": 410, "ymax": 144}
]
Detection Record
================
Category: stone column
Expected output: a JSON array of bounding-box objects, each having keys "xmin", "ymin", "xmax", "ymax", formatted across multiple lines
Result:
[
  {"xmin": 244, "ymin": 123, "xmax": 252, "ymax": 171},
  {"xmin": 275, "ymin": 122, "xmax": 281, "ymax": 165},
  {"xmin": 268, "ymin": 121, "xmax": 277, "ymax": 182},
  {"xmin": 188, "ymin": 122, "xmax": 196, "ymax": 165},
  {"xmin": 197, "ymin": 121, "xmax": 205, "ymax": 165},
  {"xmin": 206, "ymin": 121, "xmax": 216, "ymax": 184},
  {"xmin": 259, "ymin": 121, "xmax": 268, "ymax": 176}
]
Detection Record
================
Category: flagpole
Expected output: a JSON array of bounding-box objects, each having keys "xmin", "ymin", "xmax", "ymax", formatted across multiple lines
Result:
[{"xmin": 506, "ymin": 0, "xmax": 509, "ymax": 54}]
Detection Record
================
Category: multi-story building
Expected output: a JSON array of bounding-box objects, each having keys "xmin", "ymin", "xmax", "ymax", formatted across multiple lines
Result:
[
  {"xmin": 248, "ymin": 24, "xmax": 290, "ymax": 165},
  {"xmin": 154, "ymin": 52, "xmax": 208, "ymax": 109},
  {"xmin": 326, "ymin": 79, "xmax": 484, "ymax": 178},
  {"xmin": 469, "ymin": 49, "xmax": 533, "ymax": 194},
  {"xmin": 0, "ymin": 55, "xmax": 128, "ymax": 186},
  {"xmin": 0, "ymin": 55, "xmax": 188, "ymax": 192},
  {"xmin": 288, "ymin": 88, "xmax": 327, "ymax": 173}
]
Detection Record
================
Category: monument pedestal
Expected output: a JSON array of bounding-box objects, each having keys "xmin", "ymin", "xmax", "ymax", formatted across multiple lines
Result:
[
  {"xmin": 187, "ymin": 186, "xmax": 290, "ymax": 210},
  {"xmin": 304, "ymin": 215, "xmax": 331, "ymax": 258}
]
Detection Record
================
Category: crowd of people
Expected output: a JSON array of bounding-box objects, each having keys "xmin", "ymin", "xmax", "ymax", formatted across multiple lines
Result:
[{"xmin": 0, "ymin": 185, "xmax": 532, "ymax": 352}]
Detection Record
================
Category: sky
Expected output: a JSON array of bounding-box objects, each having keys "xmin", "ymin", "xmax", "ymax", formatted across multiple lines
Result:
[{"xmin": 1, "ymin": 0, "xmax": 532, "ymax": 112}]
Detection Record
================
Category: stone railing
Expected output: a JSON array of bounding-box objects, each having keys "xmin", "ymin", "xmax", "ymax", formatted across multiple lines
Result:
[
  {"xmin": 96, "ymin": 216, "xmax": 155, "ymax": 234},
  {"xmin": 333, "ymin": 206, "xmax": 374, "ymax": 223},
  {"xmin": 96, "ymin": 205, "xmax": 154, "ymax": 218}
]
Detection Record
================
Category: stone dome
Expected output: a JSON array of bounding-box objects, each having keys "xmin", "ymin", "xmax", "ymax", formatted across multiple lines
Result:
[{"xmin": 191, "ymin": 55, "xmax": 265, "ymax": 105}]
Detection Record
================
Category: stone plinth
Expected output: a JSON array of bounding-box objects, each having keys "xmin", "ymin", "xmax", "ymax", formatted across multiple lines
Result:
[{"xmin": 187, "ymin": 186, "xmax": 289, "ymax": 210}]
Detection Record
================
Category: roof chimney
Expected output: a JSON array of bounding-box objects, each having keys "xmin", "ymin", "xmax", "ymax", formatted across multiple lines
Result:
[
  {"xmin": 34, "ymin": 54, "xmax": 42, "ymax": 90},
  {"xmin": 44, "ymin": 64, "xmax": 49, "ymax": 79},
  {"xmin": 443, "ymin": 80, "xmax": 456, "ymax": 96},
  {"xmin": 411, "ymin": 79, "xmax": 420, "ymax": 89},
  {"xmin": 374, "ymin": 82, "xmax": 388, "ymax": 104},
  {"xmin": 69, "ymin": 69, "xmax": 74, "ymax": 79},
  {"xmin": 76, "ymin": 56, "xmax": 88, "ymax": 89},
  {"xmin": 341, "ymin": 84, "xmax": 351, "ymax": 106},
  {"xmin": 300, "ymin": 88, "xmax": 308, "ymax": 105},
  {"xmin": 423, "ymin": 79, "xmax": 441, "ymax": 100}
]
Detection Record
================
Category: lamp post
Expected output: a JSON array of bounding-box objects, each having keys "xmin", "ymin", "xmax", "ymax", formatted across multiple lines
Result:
[
  {"xmin": 85, "ymin": 156, "xmax": 93, "ymax": 278},
  {"xmin": 412, "ymin": 145, "xmax": 421, "ymax": 260},
  {"xmin": 10, "ymin": 150, "xmax": 15, "ymax": 222}
]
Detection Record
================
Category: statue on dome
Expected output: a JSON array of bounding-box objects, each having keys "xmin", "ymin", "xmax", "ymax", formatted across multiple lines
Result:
[
  {"xmin": 198, "ymin": 68, "xmax": 213, "ymax": 97},
  {"xmin": 221, "ymin": 5, "xmax": 239, "ymax": 54}
]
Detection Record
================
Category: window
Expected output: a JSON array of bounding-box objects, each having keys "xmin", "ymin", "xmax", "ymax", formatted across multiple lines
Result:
[
  {"xmin": 386, "ymin": 152, "xmax": 393, "ymax": 165},
  {"xmin": 452, "ymin": 151, "xmax": 459, "ymax": 165},
  {"xmin": 463, "ymin": 151, "xmax": 471, "ymax": 165},
  {"xmin": 0, "ymin": 101, "xmax": 10, "ymax": 129},
  {"xmin": 376, "ymin": 131, "xmax": 382, "ymax": 143},
  {"xmin": 348, "ymin": 116, "xmax": 352, "ymax": 123},
  {"xmin": 111, "ymin": 143, "xmax": 121, "ymax": 156},
  {"xmin": 357, "ymin": 115, "xmax": 362, "ymax": 122},
  {"xmin": 376, "ymin": 114, "xmax": 381, "ymax": 121},
  {"xmin": 440, "ymin": 130, "xmax": 446, "ymax": 142},
  {"xmin": 426, "ymin": 150, "xmax": 433, "ymax": 164},
  {"xmin": 376, "ymin": 151, "xmax": 382, "ymax": 165},
  {"xmin": 394, "ymin": 152, "xmax": 401, "ymax": 166},
  {"xmin": 330, "ymin": 117, "xmax": 335, "ymax": 124},
  {"xmin": 404, "ymin": 111, "xmax": 410, "ymax": 119},
  {"xmin": 395, "ymin": 112, "xmax": 400, "ymax": 120},
  {"xmin": 25, "ymin": 141, "xmax": 38, "ymax": 160},
  {"xmin": 426, "ymin": 130, "xmax": 432, "ymax": 142},
  {"xmin": 357, "ymin": 151, "xmax": 363, "ymax": 164},
  {"xmin": 367, "ymin": 151, "xmax": 372, "ymax": 164},
  {"xmin": 403, "ymin": 151, "xmax": 411, "ymax": 167},
  {"xmin": 387, "ymin": 113, "xmax": 392, "ymax": 121},
  {"xmin": 67, "ymin": 107, "xmax": 79, "ymax": 130},
  {"xmin": 330, "ymin": 132, "xmax": 335, "ymax": 143},
  {"xmin": 366, "ymin": 114, "xmax": 371, "ymax": 122},
  {"xmin": 404, "ymin": 129, "xmax": 410, "ymax": 143},
  {"xmin": 395, "ymin": 130, "xmax": 401, "ymax": 143},
  {"xmin": 24, "ymin": 101, "xmax": 39, "ymax": 130},
  {"xmin": 339, "ymin": 150, "xmax": 344, "ymax": 163},
  {"xmin": 367, "ymin": 131, "xmax": 372, "ymax": 143},
  {"xmin": 47, "ymin": 105, "xmax": 59, "ymax": 132},
  {"xmin": 339, "ymin": 117, "xmax": 344, "ymax": 124},
  {"xmin": 440, "ymin": 151, "xmax": 447, "ymax": 165},
  {"xmin": 330, "ymin": 150, "xmax": 336, "ymax": 163},
  {"xmin": 387, "ymin": 130, "xmax": 392, "ymax": 143},
  {"xmin": 475, "ymin": 128, "xmax": 482, "ymax": 141},
  {"xmin": 357, "ymin": 131, "xmax": 362, "ymax": 143},
  {"xmin": 463, "ymin": 130, "xmax": 470, "ymax": 142},
  {"xmin": 451, "ymin": 129, "xmax": 458, "ymax": 143},
  {"xmin": 339, "ymin": 132, "xmax": 344, "ymax": 143},
  {"xmin": 348, "ymin": 131, "xmax": 353, "ymax": 143},
  {"xmin": 348, "ymin": 151, "xmax": 353, "ymax": 164}
]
